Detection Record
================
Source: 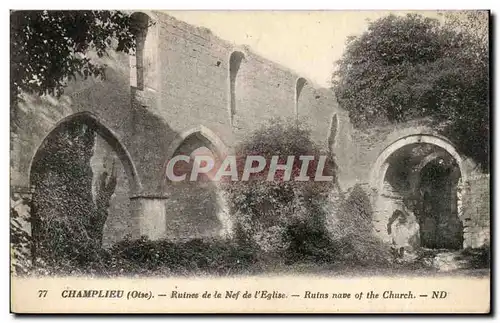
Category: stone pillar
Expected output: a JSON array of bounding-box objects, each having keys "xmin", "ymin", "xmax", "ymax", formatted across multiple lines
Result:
[
  {"xmin": 130, "ymin": 195, "xmax": 168, "ymax": 240},
  {"xmin": 10, "ymin": 186, "xmax": 34, "ymax": 274},
  {"xmin": 215, "ymin": 187, "xmax": 234, "ymax": 239}
]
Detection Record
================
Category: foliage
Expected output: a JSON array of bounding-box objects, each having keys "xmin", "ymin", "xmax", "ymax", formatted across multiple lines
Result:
[
  {"xmin": 30, "ymin": 121, "xmax": 114, "ymax": 269},
  {"xmin": 342, "ymin": 184, "xmax": 373, "ymax": 224},
  {"xmin": 332, "ymin": 12, "xmax": 489, "ymax": 171},
  {"xmin": 442, "ymin": 11, "xmax": 488, "ymax": 48},
  {"xmin": 220, "ymin": 117, "xmax": 337, "ymax": 260},
  {"xmin": 27, "ymin": 235, "xmax": 489, "ymax": 277},
  {"xmin": 107, "ymin": 236, "xmax": 259, "ymax": 276},
  {"xmin": 283, "ymin": 207, "xmax": 336, "ymax": 264},
  {"xmin": 28, "ymin": 236, "xmax": 260, "ymax": 277},
  {"xmin": 10, "ymin": 10, "xmax": 136, "ymax": 104},
  {"xmin": 458, "ymin": 245, "xmax": 490, "ymax": 269},
  {"xmin": 10, "ymin": 200, "xmax": 33, "ymax": 275},
  {"xmin": 328, "ymin": 185, "xmax": 391, "ymax": 266}
]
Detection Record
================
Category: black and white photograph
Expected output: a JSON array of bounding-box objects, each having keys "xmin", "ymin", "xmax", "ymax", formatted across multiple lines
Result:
[{"xmin": 9, "ymin": 8, "xmax": 491, "ymax": 313}]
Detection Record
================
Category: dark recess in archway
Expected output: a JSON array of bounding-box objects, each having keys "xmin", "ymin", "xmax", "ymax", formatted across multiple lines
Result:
[
  {"xmin": 30, "ymin": 115, "xmax": 134, "ymax": 267},
  {"xmin": 383, "ymin": 143, "xmax": 463, "ymax": 250}
]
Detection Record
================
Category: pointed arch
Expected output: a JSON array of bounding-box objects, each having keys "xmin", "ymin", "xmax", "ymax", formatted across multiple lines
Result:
[
  {"xmin": 163, "ymin": 125, "xmax": 233, "ymax": 238},
  {"xmin": 29, "ymin": 112, "xmax": 142, "ymax": 193},
  {"xmin": 166, "ymin": 125, "xmax": 228, "ymax": 161}
]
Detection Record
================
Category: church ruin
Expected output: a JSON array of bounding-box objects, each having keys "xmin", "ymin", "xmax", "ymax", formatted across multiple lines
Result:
[{"xmin": 10, "ymin": 11, "xmax": 490, "ymax": 262}]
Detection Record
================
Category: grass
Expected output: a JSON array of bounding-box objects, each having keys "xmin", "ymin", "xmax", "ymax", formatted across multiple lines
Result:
[{"xmin": 19, "ymin": 236, "xmax": 490, "ymax": 278}]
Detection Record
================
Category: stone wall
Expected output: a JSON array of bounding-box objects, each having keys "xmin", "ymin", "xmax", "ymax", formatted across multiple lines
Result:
[
  {"xmin": 462, "ymin": 174, "xmax": 490, "ymax": 248},
  {"xmin": 10, "ymin": 49, "xmax": 134, "ymax": 191},
  {"xmin": 124, "ymin": 11, "xmax": 343, "ymax": 241},
  {"xmin": 348, "ymin": 119, "xmax": 488, "ymax": 250},
  {"xmin": 9, "ymin": 11, "xmax": 490, "ymax": 251},
  {"xmin": 10, "ymin": 11, "xmax": 345, "ymax": 246}
]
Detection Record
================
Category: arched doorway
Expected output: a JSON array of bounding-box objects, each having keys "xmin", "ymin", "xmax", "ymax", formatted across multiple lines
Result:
[
  {"xmin": 371, "ymin": 135, "xmax": 466, "ymax": 250},
  {"xmin": 29, "ymin": 113, "xmax": 140, "ymax": 265}
]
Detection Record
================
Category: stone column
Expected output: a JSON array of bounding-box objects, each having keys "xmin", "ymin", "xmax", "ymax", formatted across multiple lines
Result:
[{"xmin": 130, "ymin": 195, "xmax": 168, "ymax": 240}]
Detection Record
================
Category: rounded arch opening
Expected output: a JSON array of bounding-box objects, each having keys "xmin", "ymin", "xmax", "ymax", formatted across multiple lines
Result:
[
  {"xmin": 371, "ymin": 134, "xmax": 466, "ymax": 250},
  {"xmin": 370, "ymin": 134, "xmax": 467, "ymax": 191}
]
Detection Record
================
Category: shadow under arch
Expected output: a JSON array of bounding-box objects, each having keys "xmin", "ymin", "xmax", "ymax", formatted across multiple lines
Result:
[
  {"xmin": 165, "ymin": 125, "xmax": 229, "ymax": 161},
  {"xmin": 370, "ymin": 134, "xmax": 467, "ymax": 192},
  {"xmin": 162, "ymin": 125, "xmax": 233, "ymax": 240},
  {"xmin": 370, "ymin": 134, "xmax": 467, "ymax": 250},
  {"xmin": 29, "ymin": 112, "xmax": 142, "ymax": 194},
  {"xmin": 228, "ymin": 50, "xmax": 246, "ymax": 126}
]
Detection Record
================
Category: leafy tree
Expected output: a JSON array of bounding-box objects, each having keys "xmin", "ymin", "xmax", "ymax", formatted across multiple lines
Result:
[
  {"xmin": 332, "ymin": 12, "xmax": 489, "ymax": 171},
  {"xmin": 442, "ymin": 11, "xmax": 488, "ymax": 47},
  {"xmin": 10, "ymin": 10, "xmax": 136, "ymax": 105},
  {"xmin": 10, "ymin": 10, "xmax": 134, "ymax": 272}
]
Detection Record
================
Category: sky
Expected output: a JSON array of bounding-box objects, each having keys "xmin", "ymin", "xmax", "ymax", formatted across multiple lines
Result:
[{"xmin": 167, "ymin": 11, "xmax": 443, "ymax": 88}]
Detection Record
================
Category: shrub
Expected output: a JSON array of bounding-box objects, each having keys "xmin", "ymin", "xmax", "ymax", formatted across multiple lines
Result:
[
  {"xmin": 220, "ymin": 117, "xmax": 337, "ymax": 262},
  {"xmin": 106, "ymin": 236, "xmax": 259, "ymax": 276},
  {"xmin": 328, "ymin": 185, "xmax": 391, "ymax": 267},
  {"xmin": 28, "ymin": 234, "xmax": 261, "ymax": 277},
  {"xmin": 30, "ymin": 121, "xmax": 103, "ymax": 268},
  {"xmin": 459, "ymin": 245, "xmax": 490, "ymax": 269}
]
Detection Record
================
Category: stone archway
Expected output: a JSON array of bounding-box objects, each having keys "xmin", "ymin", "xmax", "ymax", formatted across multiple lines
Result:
[
  {"xmin": 370, "ymin": 134, "xmax": 467, "ymax": 191},
  {"xmin": 370, "ymin": 134, "xmax": 467, "ymax": 250},
  {"xmin": 29, "ymin": 112, "xmax": 141, "ymax": 193},
  {"xmin": 163, "ymin": 126, "xmax": 233, "ymax": 240},
  {"xmin": 27, "ymin": 112, "xmax": 141, "ymax": 262},
  {"xmin": 165, "ymin": 125, "xmax": 229, "ymax": 162}
]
